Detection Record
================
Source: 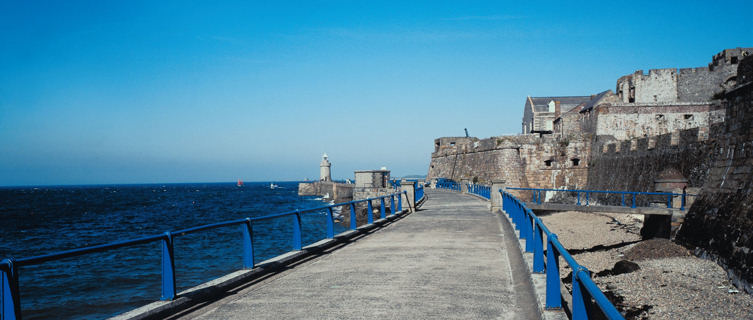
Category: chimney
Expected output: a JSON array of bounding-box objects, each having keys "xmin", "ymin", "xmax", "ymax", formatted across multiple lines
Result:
[{"xmin": 554, "ymin": 101, "xmax": 561, "ymax": 118}]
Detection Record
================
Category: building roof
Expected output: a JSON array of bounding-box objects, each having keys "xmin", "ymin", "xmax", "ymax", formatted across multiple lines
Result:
[
  {"xmin": 527, "ymin": 95, "xmax": 592, "ymax": 113},
  {"xmin": 579, "ymin": 90, "xmax": 614, "ymax": 113}
]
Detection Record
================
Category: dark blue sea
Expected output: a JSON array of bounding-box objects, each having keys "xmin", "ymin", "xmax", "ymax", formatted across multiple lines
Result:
[{"xmin": 0, "ymin": 181, "xmax": 343, "ymax": 319}]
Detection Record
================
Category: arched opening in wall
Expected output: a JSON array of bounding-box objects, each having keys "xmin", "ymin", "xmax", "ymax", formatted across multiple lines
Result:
[
  {"xmin": 544, "ymin": 159, "xmax": 553, "ymax": 167},
  {"xmin": 731, "ymin": 56, "xmax": 739, "ymax": 64},
  {"xmin": 571, "ymin": 158, "xmax": 580, "ymax": 166}
]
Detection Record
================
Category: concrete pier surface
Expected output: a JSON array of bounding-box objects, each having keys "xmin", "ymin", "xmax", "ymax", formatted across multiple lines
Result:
[{"xmin": 174, "ymin": 189, "xmax": 540, "ymax": 319}]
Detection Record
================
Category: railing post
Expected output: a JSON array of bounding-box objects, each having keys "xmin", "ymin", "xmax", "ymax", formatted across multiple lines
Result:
[
  {"xmin": 326, "ymin": 207, "xmax": 335, "ymax": 239},
  {"xmin": 399, "ymin": 181, "xmax": 416, "ymax": 213},
  {"xmin": 161, "ymin": 232, "xmax": 176, "ymax": 300},
  {"xmin": 538, "ymin": 190, "xmax": 543, "ymax": 204},
  {"xmin": 1, "ymin": 258, "xmax": 20, "ymax": 320},
  {"xmin": 490, "ymin": 181, "xmax": 505, "ymax": 213},
  {"xmin": 621, "ymin": 193, "xmax": 625, "ymax": 207},
  {"xmin": 350, "ymin": 203, "xmax": 357, "ymax": 230},
  {"xmin": 241, "ymin": 219, "xmax": 255, "ymax": 269},
  {"xmin": 525, "ymin": 212, "xmax": 534, "ymax": 253},
  {"xmin": 533, "ymin": 220, "xmax": 545, "ymax": 273},
  {"xmin": 572, "ymin": 267, "xmax": 590, "ymax": 320},
  {"xmin": 545, "ymin": 235, "xmax": 561, "ymax": 309},
  {"xmin": 632, "ymin": 192, "xmax": 637, "ymax": 208},
  {"xmin": 681, "ymin": 193, "xmax": 686, "ymax": 211},
  {"xmin": 292, "ymin": 211, "xmax": 302, "ymax": 250},
  {"xmin": 577, "ymin": 191, "xmax": 581, "ymax": 206},
  {"xmin": 412, "ymin": 181, "xmax": 418, "ymax": 204},
  {"xmin": 390, "ymin": 195, "xmax": 396, "ymax": 216},
  {"xmin": 585, "ymin": 192, "xmax": 589, "ymax": 206},
  {"xmin": 397, "ymin": 194, "xmax": 403, "ymax": 212},
  {"xmin": 380, "ymin": 198, "xmax": 386, "ymax": 219},
  {"xmin": 667, "ymin": 194, "xmax": 672, "ymax": 208},
  {"xmin": 367, "ymin": 200, "xmax": 374, "ymax": 224}
]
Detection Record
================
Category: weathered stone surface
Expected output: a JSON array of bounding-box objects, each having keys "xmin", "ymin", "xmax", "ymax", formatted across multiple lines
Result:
[
  {"xmin": 427, "ymin": 50, "xmax": 753, "ymax": 293},
  {"xmin": 676, "ymin": 56, "xmax": 753, "ymax": 293}
]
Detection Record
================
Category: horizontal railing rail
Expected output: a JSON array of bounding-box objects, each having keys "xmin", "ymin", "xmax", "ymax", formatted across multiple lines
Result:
[
  {"xmin": 507, "ymin": 187, "xmax": 696, "ymax": 211},
  {"xmin": 435, "ymin": 179, "xmax": 460, "ymax": 191},
  {"xmin": 0, "ymin": 191, "xmax": 410, "ymax": 320},
  {"xmin": 432, "ymin": 183, "xmax": 625, "ymax": 319},
  {"xmin": 466, "ymin": 183, "xmax": 491, "ymax": 199},
  {"xmin": 500, "ymin": 189, "xmax": 625, "ymax": 320},
  {"xmin": 415, "ymin": 183, "xmax": 424, "ymax": 203}
]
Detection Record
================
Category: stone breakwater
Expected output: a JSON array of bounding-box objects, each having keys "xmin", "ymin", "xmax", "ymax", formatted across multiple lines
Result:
[{"xmin": 541, "ymin": 211, "xmax": 753, "ymax": 319}]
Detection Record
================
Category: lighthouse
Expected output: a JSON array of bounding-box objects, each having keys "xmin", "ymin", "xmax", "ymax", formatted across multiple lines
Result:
[{"xmin": 320, "ymin": 153, "xmax": 332, "ymax": 181}]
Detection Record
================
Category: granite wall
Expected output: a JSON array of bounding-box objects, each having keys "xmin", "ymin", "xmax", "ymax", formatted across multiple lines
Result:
[{"xmin": 676, "ymin": 56, "xmax": 753, "ymax": 293}]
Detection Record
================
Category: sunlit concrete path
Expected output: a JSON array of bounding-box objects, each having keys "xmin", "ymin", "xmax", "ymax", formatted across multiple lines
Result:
[{"xmin": 176, "ymin": 189, "xmax": 540, "ymax": 319}]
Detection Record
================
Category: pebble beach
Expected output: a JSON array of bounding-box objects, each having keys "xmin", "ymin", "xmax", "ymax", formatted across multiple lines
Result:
[{"xmin": 540, "ymin": 211, "xmax": 753, "ymax": 320}]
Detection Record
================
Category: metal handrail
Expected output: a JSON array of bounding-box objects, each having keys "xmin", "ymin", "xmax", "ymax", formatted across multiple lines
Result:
[
  {"xmin": 466, "ymin": 183, "xmax": 491, "ymax": 199},
  {"xmin": 500, "ymin": 189, "xmax": 625, "ymax": 320},
  {"xmin": 415, "ymin": 182, "xmax": 425, "ymax": 203},
  {"xmin": 435, "ymin": 179, "xmax": 461, "ymax": 192},
  {"xmin": 432, "ymin": 183, "xmax": 625, "ymax": 319},
  {"xmin": 0, "ymin": 191, "xmax": 410, "ymax": 320},
  {"xmin": 506, "ymin": 187, "xmax": 695, "ymax": 211}
]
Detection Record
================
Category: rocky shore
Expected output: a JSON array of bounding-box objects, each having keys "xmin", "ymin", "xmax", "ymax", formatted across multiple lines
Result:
[{"xmin": 540, "ymin": 211, "xmax": 753, "ymax": 319}]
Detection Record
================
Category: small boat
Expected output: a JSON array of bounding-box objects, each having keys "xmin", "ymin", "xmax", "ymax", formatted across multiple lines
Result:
[
  {"xmin": 270, "ymin": 183, "xmax": 279, "ymax": 189},
  {"xmin": 237, "ymin": 179, "xmax": 244, "ymax": 187}
]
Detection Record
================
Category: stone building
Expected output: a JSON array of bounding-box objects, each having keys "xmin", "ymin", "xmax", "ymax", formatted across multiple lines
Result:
[
  {"xmin": 616, "ymin": 47, "xmax": 751, "ymax": 103},
  {"xmin": 427, "ymin": 49, "xmax": 753, "ymax": 293},
  {"xmin": 354, "ymin": 169, "xmax": 390, "ymax": 189},
  {"xmin": 522, "ymin": 95, "xmax": 592, "ymax": 134},
  {"xmin": 553, "ymin": 90, "xmax": 618, "ymax": 135}
]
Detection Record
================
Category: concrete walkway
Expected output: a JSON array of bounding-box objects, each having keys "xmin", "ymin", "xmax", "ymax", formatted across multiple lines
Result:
[{"xmin": 177, "ymin": 189, "xmax": 540, "ymax": 319}]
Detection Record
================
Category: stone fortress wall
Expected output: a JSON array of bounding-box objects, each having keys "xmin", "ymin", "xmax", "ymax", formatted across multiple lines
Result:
[
  {"xmin": 427, "ymin": 48, "xmax": 753, "ymax": 291},
  {"xmin": 617, "ymin": 47, "xmax": 748, "ymax": 103},
  {"xmin": 676, "ymin": 56, "xmax": 753, "ymax": 292}
]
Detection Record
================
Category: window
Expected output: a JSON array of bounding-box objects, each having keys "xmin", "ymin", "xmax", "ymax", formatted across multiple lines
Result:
[
  {"xmin": 544, "ymin": 160, "xmax": 552, "ymax": 167},
  {"xmin": 731, "ymin": 57, "xmax": 739, "ymax": 64},
  {"xmin": 571, "ymin": 158, "xmax": 580, "ymax": 166},
  {"xmin": 684, "ymin": 114, "xmax": 694, "ymax": 120},
  {"xmin": 656, "ymin": 114, "xmax": 664, "ymax": 120},
  {"xmin": 450, "ymin": 142, "xmax": 455, "ymax": 146}
]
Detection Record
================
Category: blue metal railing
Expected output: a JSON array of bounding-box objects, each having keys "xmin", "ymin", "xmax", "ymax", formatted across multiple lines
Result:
[
  {"xmin": 415, "ymin": 182, "xmax": 425, "ymax": 203},
  {"xmin": 436, "ymin": 179, "xmax": 460, "ymax": 191},
  {"xmin": 467, "ymin": 183, "xmax": 491, "ymax": 199},
  {"xmin": 433, "ymin": 183, "xmax": 624, "ymax": 319},
  {"xmin": 507, "ymin": 187, "xmax": 694, "ymax": 211},
  {"xmin": 501, "ymin": 189, "xmax": 625, "ymax": 320},
  {"xmin": 0, "ymin": 191, "xmax": 409, "ymax": 320}
]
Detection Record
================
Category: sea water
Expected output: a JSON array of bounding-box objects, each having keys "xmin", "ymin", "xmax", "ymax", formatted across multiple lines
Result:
[{"xmin": 0, "ymin": 181, "xmax": 342, "ymax": 319}]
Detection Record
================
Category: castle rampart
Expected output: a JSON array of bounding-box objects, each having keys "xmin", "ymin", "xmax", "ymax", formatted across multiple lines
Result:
[{"xmin": 617, "ymin": 47, "xmax": 751, "ymax": 104}]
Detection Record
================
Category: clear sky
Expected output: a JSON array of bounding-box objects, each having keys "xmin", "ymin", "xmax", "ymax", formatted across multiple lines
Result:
[{"xmin": 1, "ymin": 1, "xmax": 751, "ymax": 186}]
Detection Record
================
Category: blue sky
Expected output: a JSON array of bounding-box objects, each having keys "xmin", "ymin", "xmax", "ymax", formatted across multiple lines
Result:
[{"xmin": 1, "ymin": 1, "xmax": 751, "ymax": 186}]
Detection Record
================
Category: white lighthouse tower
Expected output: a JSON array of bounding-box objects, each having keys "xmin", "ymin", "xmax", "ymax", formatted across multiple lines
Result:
[{"xmin": 320, "ymin": 153, "xmax": 332, "ymax": 181}]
